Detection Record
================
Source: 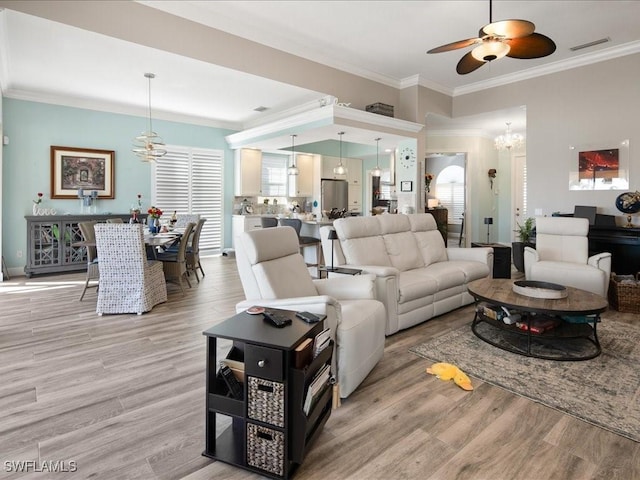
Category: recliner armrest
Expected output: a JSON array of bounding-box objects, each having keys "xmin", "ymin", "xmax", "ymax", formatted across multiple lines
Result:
[
  {"xmin": 313, "ymin": 273, "xmax": 377, "ymax": 300},
  {"xmin": 523, "ymin": 246, "xmax": 539, "ymax": 279},
  {"xmin": 588, "ymin": 252, "xmax": 612, "ymax": 273},
  {"xmin": 447, "ymin": 247, "xmax": 493, "ymax": 266}
]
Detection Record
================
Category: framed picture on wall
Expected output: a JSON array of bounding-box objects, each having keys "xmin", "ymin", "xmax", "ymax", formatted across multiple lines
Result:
[
  {"xmin": 50, "ymin": 146, "xmax": 115, "ymax": 199},
  {"xmin": 400, "ymin": 181, "xmax": 413, "ymax": 192},
  {"xmin": 568, "ymin": 139, "xmax": 629, "ymax": 191}
]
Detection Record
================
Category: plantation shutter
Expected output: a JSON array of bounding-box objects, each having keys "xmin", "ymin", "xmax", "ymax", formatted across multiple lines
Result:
[{"xmin": 154, "ymin": 146, "xmax": 224, "ymax": 253}]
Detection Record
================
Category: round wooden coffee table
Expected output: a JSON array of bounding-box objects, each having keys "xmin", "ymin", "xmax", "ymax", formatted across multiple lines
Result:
[{"xmin": 467, "ymin": 278, "xmax": 608, "ymax": 361}]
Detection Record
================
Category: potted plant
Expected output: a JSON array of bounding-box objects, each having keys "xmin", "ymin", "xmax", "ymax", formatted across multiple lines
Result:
[{"xmin": 512, "ymin": 217, "xmax": 535, "ymax": 272}]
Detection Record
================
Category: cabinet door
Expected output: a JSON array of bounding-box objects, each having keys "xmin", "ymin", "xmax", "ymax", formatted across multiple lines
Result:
[
  {"xmin": 321, "ymin": 156, "xmax": 346, "ymax": 180},
  {"xmin": 288, "ymin": 154, "xmax": 313, "ymax": 197},
  {"xmin": 348, "ymin": 184, "xmax": 362, "ymax": 212},
  {"xmin": 347, "ymin": 158, "xmax": 362, "ymax": 186},
  {"xmin": 234, "ymin": 149, "xmax": 262, "ymax": 196}
]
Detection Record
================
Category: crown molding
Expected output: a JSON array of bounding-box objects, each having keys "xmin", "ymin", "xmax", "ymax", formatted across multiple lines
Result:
[
  {"xmin": 3, "ymin": 88, "xmax": 241, "ymax": 130},
  {"xmin": 454, "ymin": 40, "xmax": 640, "ymax": 97}
]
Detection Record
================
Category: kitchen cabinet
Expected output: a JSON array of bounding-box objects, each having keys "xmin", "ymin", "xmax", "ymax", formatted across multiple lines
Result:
[
  {"xmin": 234, "ymin": 149, "xmax": 262, "ymax": 196},
  {"xmin": 348, "ymin": 184, "xmax": 362, "ymax": 213},
  {"xmin": 232, "ymin": 215, "xmax": 264, "ymax": 249},
  {"xmin": 346, "ymin": 158, "xmax": 362, "ymax": 186},
  {"xmin": 288, "ymin": 154, "xmax": 314, "ymax": 197},
  {"xmin": 321, "ymin": 156, "xmax": 347, "ymax": 180}
]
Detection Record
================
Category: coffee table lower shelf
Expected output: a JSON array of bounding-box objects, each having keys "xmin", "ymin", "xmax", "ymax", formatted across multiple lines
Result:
[{"xmin": 471, "ymin": 313, "xmax": 601, "ymax": 361}]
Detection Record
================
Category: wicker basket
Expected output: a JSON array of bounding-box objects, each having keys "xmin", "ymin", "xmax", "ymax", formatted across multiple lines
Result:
[
  {"xmin": 246, "ymin": 423, "xmax": 285, "ymax": 477},
  {"xmin": 608, "ymin": 273, "xmax": 640, "ymax": 314},
  {"xmin": 247, "ymin": 376, "xmax": 285, "ymax": 427}
]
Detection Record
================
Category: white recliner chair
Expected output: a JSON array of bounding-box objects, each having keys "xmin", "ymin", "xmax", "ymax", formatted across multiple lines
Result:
[
  {"xmin": 524, "ymin": 216, "xmax": 611, "ymax": 297},
  {"xmin": 235, "ymin": 226, "xmax": 386, "ymax": 404}
]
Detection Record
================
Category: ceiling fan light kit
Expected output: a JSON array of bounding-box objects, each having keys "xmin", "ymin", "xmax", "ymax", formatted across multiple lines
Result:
[{"xmin": 427, "ymin": 0, "xmax": 556, "ymax": 75}]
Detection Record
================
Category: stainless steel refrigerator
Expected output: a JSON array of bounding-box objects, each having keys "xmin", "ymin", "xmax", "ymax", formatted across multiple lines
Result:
[{"xmin": 321, "ymin": 179, "xmax": 348, "ymax": 212}]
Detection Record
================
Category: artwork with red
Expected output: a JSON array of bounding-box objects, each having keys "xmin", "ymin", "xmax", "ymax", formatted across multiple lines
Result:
[{"xmin": 578, "ymin": 148, "xmax": 619, "ymax": 181}]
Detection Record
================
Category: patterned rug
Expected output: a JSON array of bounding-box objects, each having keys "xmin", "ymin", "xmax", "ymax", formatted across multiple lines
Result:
[{"xmin": 410, "ymin": 319, "xmax": 640, "ymax": 442}]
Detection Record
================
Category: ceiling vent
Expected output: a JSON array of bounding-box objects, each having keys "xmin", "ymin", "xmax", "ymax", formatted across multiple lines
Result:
[
  {"xmin": 253, "ymin": 106, "xmax": 269, "ymax": 112},
  {"xmin": 570, "ymin": 37, "xmax": 610, "ymax": 51}
]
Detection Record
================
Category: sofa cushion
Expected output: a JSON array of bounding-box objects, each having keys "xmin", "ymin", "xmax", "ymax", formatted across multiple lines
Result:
[
  {"xmin": 377, "ymin": 215, "xmax": 424, "ymax": 271},
  {"xmin": 334, "ymin": 217, "xmax": 391, "ymax": 267},
  {"xmin": 445, "ymin": 260, "xmax": 491, "ymax": 282},
  {"xmin": 416, "ymin": 263, "xmax": 466, "ymax": 291},
  {"xmin": 397, "ymin": 270, "xmax": 438, "ymax": 303},
  {"xmin": 408, "ymin": 214, "xmax": 448, "ymax": 266}
]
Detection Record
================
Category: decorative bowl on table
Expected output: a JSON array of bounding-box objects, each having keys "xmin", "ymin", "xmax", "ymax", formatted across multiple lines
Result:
[{"xmin": 513, "ymin": 280, "xmax": 568, "ymax": 299}]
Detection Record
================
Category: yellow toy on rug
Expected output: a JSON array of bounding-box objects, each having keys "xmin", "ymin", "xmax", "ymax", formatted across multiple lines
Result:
[{"xmin": 426, "ymin": 362, "xmax": 473, "ymax": 391}]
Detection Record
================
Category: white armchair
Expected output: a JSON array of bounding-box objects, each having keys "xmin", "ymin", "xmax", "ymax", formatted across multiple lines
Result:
[
  {"xmin": 235, "ymin": 226, "xmax": 386, "ymax": 403},
  {"xmin": 524, "ymin": 216, "xmax": 611, "ymax": 297}
]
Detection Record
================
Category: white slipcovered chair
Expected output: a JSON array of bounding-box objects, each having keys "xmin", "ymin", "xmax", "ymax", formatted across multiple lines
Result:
[
  {"xmin": 524, "ymin": 216, "xmax": 611, "ymax": 297},
  {"xmin": 235, "ymin": 226, "xmax": 386, "ymax": 404},
  {"xmin": 94, "ymin": 223, "xmax": 167, "ymax": 315}
]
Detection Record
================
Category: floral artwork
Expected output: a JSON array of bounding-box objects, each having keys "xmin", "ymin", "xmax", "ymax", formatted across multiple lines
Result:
[{"xmin": 50, "ymin": 146, "xmax": 115, "ymax": 199}]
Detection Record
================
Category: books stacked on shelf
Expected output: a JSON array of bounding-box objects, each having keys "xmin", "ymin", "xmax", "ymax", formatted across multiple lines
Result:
[
  {"xmin": 312, "ymin": 327, "xmax": 331, "ymax": 359},
  {"xmin": 220, "ymin": 358, "xmax": 245, "ymax": 382},
  {"xmin": 516, "ymin": 316, "xmax": 560, "ymax": 334},
  {"xmin": 294, "ymin": 337, "xmax": 313, "ymax": 369},
  {"xmin": 303, "ymin": 364, "xmax": 330, "ymax": 415}
]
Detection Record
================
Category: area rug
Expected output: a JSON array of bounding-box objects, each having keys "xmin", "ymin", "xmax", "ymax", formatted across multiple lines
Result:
[{"xmin": 409, "ymin": 320, "xmax": 640, "ymax": 442}]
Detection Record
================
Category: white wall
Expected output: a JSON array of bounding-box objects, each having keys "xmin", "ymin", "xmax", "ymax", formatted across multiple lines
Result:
[{"xmin": 453, "ymin": 53, "xmax": 640, "ymax": 224}]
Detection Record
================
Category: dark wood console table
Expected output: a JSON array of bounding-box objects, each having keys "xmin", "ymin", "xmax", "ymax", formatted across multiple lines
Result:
[
  {"xmin": 588, "ymin": 225, "xmax": 640, "ymax": 275},
  {"xmin": 426, "ymin": 208, "xmax": 448, "ymax": 246}
]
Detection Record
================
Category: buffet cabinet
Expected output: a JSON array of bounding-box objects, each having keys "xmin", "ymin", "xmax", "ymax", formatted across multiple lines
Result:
[{"xmin": 24, "ymin": 214, "xmax": 143, "ymax": 277}]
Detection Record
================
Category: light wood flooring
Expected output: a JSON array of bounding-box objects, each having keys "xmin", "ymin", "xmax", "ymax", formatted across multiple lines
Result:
[{"xmin": 1, "ymin": 256, "xmax": 638, "ymax": 480}]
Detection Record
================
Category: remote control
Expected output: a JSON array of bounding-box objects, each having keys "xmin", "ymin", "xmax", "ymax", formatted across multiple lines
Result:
[
  {"xmin": 263, "ymin": 311, "xmax": 292, "ymax": 328},
  {"xmin": 218, "ymin": 363, "xmax": 243, "ymax": 399},
  {"xmin": 295, "ymin": 311, "xmax": 321, "ymax": 323}
]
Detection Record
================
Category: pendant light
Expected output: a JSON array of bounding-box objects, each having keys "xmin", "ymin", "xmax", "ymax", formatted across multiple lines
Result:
[
  {"xmin": 287, "ymin": 134, "xmax": 299, "ymax": 176},
  {"xmin": 372, "ymin": 137, "xmax": 382, "ymax": 177},
  {"xmin": 132, "ymin": 73, "xmax": 167, "ymax": 162},
  {"xmin": 334, "ymin": 132, "xmax": 347, "ymax": 175}
]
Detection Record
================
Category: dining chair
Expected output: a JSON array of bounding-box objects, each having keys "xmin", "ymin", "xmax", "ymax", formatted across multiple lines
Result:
[
  {"xmin": 94, "ymin": 223, "xmax": 167, "ymax": 315},
  {"xmin": 174, "ymin": 214, "xmax": 200, "ymax": 229},
  {"xmin": 157, "ymin": 222, "xmax": 195, "ymax": 294},
  {"xmin": 260, "ymin": 217, "xmax": 278, "ymax": 228},
  {"xmin": 278, "ymin": 218, "xmax": 322, "ymax": 269},
  {"xmin": 186, "ymin": 218, "xmax": 207, "ymax": 282},
  {"xmin": 78, "ymin": 220, "xmax": 99, "ymax": 301}
]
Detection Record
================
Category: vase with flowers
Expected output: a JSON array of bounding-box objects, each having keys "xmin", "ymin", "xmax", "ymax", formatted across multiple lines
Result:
[
  {"xmin": 425, "ymin": 173, "xmax": 434, "ymax": 193},
  {"xmin": 32, "ymin": 192, "xmax": 44, "ymax": 215},
  {"xmin": 147, "ymin": 206, "xmax": 163, "ymax": 233}
]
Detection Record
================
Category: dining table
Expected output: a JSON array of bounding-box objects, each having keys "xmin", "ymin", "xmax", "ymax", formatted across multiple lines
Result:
[{"xmin": 73, "ymin": 230, "xmax": 182, "ymax": 260}]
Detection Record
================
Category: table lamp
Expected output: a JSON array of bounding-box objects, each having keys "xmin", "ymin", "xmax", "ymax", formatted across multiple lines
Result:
[
  {"xmin": 484, "ymin": 217, "xmax": 493, "ymax": 243},
  {"xmin": 327, "ymin": 229, "xmax": 339, "ymax": 271}
]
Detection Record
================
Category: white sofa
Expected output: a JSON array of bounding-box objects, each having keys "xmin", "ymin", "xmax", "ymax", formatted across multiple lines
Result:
[{"xmin": 320, "ymin": 213, "xmax": 493, "ymax": 335}]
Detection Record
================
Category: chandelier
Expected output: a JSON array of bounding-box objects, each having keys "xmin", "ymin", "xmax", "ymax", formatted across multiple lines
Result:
[
  {"xmin": 494, "ymin": 122, "xmax": 524, "ymax": 151},
  {"xmin": 287, "ymin": 134, "xmax": 299, "ymax": 176},
  {"xmin": 132, "ymin": 73, "xmax": 167, "ymax": 162},
  {"xmin": 333, "ymin": 132, "xmax": 347, "ymax": 175},
  {"xmin": 371, "ymin": 137, "xmax": 382, "ymax": 177}
]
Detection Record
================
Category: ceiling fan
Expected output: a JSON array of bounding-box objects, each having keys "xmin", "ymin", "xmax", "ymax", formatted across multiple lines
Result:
[{"xmin": 427, "ymin": 0, "xmax": 556, "ymax": 75}]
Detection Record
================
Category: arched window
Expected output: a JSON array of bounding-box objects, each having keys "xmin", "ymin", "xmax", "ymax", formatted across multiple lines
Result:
[{"xmin": 435, "ymin": 166, "xmax": 464, "ymax": 224}]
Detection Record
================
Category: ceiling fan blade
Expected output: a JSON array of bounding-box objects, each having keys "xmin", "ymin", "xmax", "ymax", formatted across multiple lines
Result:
[
  {"xmin": 456, "ymin": 51, "xmax": 486, "ymax": 75},
  {"xmin": 428, "ymin": 37, "xmax": 480, "ymax": 54},
  {"xmin": 506, "ymin": 33, "xmax": 557, "ymax": 59},
  {"xmin": 480, "ymin": 19, "xmax": 535, "ymax": 39}
]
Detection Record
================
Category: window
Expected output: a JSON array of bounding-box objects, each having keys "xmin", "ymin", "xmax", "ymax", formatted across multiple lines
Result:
[
  {"xmin": 435, "ymin": 165, "xmax": 465, "ymax": 225},
  {"xmin": 261, "ymin": 153, "xmax": 288, "ymax": 197},
  {"xmin": 153, "ymin": 146, "xmax": 224, "ymax": 253}
]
